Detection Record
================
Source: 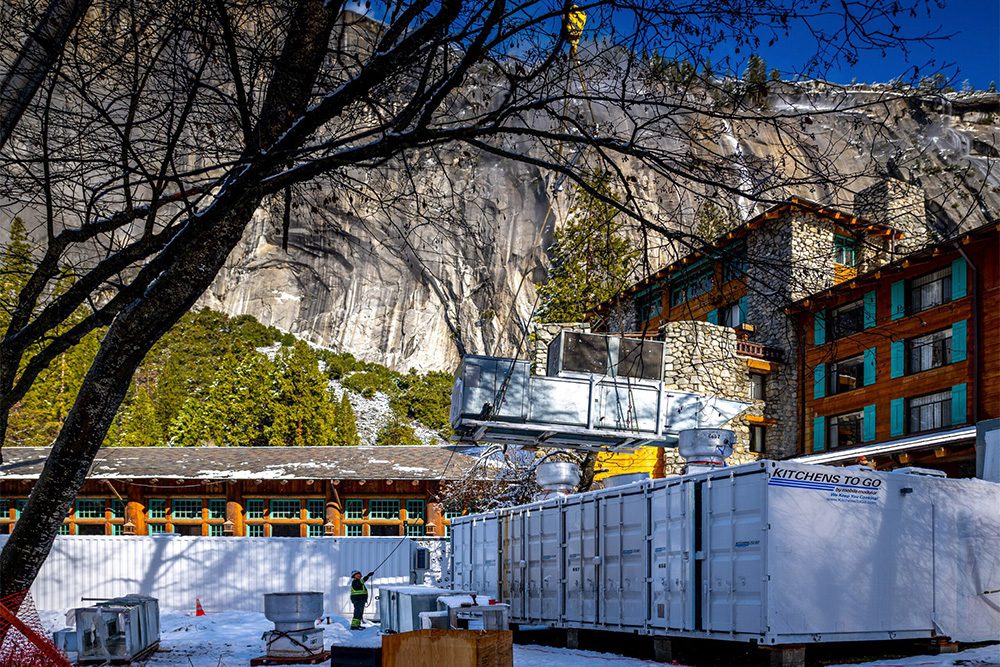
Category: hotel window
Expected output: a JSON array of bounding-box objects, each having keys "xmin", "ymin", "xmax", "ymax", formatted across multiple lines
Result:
[
  {"xmin": 909, "ymin": 268, "xmax": 951, "ymax": 314},
  {"xmin": 827, "ymin": 411, "xmax": 864, "ymax": 450},
  {"xmin": 245, "ymin": 499, "xmax": 265, "ymax": 520},
  {"xmin": 722, "ymin": 245, "xmax": 747, "ymax": 282},
  {"xmin": 306, "ymin": 499, "xmax": 326, "ymax": 521},
  {"xmin": 830, "ymin": 299, "xmax": 864, "ymax": 339},
  {"xmin": 670, "ymin": 268, "xmax": 713, "ymax": 306},
  {"xmin": 307, "ymin": 524, "xmax": 325, "ymax": 537},
  {"xmin": 172, "ymin": 499, "xmax": 203, "ymax": 520},
  {"xmin": 828, "ymin": 354, "xmax": 865, "ymax": 395},
  {"xmin": 749, "ymin": 425, "xmax": 766, "ymax": 454},
  {"xmin": 369, "ymin": 499, "xmax": 400, "ymax": 520},
  {"xmin": 148, "ymin": 523, "xmax": 166, "ymax": 534},
  {"xmin": 908, "ymin": 390, "xmax": 952, "ymax": 434},
  {"xmin": 344, "ymin": 525, "xmax": 363, "ymax": 537},
  {"xmin": 634, "ymin": 286, "xmax": 663, "ymax": 323},
  {"xmin": 269, "ymin": 499, "xmax": 301, "ymax": 520},
  {"xmin": 443, "ymin": 508, "xmax": 463, "ymax": 537},
  {"xmin": 148, "ymin": 498, "xmax": 167, "ymax": 520},
  {"xmin": 908, "ymin": 329, "xmax": 952, "ymax": 373},
  {"xmin": 834, "ymin": 235, "xmax": 858, "ymax": 267},
  {"xmin": 246, "ymin": 524, "xmax": 264, "ymax": 537},
  {"xmin": 405, "ymin": 500, "xmax": 425, "ymax": 537},
  {"xmin": 720, "ymin": 301, "xmax": 744, "ymax": 328},
  {"xmin": 207, "ymin": 499, "xmax": 227, "ymax": 520},
  {"xmin": 344, "ymin": 499, "xmax": 364, "ymax": 520},
  {"xmin": 749, "ymin": 374, "xmax": 766, "ymax": 401},
  {"xmin": 75, "ymin": 499, "xmax": 105, "ymax": 519},
  {"xmin": 208, "ymin": 524, "xmax": 225, "ymax": 537}
]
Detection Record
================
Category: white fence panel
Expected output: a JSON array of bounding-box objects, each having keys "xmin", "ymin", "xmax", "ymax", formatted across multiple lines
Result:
[{"xmin": 0, "ymin": 535, "xmax": 419, "ymax": 615}]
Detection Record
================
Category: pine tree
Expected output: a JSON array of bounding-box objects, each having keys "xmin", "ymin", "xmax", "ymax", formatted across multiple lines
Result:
[
  {"xmin": 695, "ymin": 200, "xmax": 734, "ymax": 241},
  {"xmin": 113, "ymin": 386, "xmax": 163, "ymax": 447},
  {"xmin": 335, "ymin": 393, "xmax": 360, "ymax": 446},
  {"xmin": 537, "ymin": 175, "xmax": 639, "ymax": 322},
  {"xmin": 375, "ymin": 418, "xmax": 422, "ymax": 446},
  {"xmin": 269, "ymin": 342, "xmax": 338, "ymax": 446},
  {"xmin": 743, "ymin": 54, "xmax": 768, "ymax": 105},
  {"xmin": 0, "ymin": 217, "xmax": 33, "ymax": 323}
]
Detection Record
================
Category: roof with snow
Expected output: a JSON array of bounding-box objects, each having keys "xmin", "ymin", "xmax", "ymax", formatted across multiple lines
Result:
[{"xmin": 0, "ymin": 446, "xmax": 480, "ymax": 481}]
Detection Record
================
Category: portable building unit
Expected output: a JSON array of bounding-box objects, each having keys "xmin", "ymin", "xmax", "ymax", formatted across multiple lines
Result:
[{"xmin": 450, "ymin": 461, "xmax": 1000, "ymax": 646}]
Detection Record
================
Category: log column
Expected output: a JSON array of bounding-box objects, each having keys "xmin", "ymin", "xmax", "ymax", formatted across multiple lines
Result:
[
  {"xmin": 226, "ymin": 481, "xmax": 244, "ymax": 536},
  {"xmin": 326, "ymin": 480, "xmax": 342, "ymax": 536},
  {"xmin": 125, "ymin": 482, "xmax": 145, "ymax": 535}
]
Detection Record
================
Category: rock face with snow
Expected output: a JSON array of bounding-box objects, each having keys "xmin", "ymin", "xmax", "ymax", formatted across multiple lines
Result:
[{"xmin": 201, "ymin": 83, "xmax": 1000, "ymax": 372}]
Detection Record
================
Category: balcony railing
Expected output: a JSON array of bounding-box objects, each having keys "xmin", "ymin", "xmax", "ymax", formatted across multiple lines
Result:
[{"xmin": 735, "ymin": 340, "xmax": 785, "ymax": 363}]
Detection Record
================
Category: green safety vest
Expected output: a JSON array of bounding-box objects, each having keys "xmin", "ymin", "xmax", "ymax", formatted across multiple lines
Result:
[{"xmin": 350, "ymin": 578, "xmax": 368, "ymax": 598}]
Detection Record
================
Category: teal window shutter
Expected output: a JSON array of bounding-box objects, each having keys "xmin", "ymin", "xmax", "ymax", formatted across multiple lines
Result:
[
  {"xmin": 863, "ymin": 290, "xmax": 876, "ymax": 328},
  {"xmin": 863, "ymin": 347, "xmax": 877, "ymax": 385},
  {"xmin": 863, "ymin": 404, "xmax": 876, "ymax": 442},
  {"xmin": 813, "ymin": 415, "xmax": 826, "ymax": 452},
  {"xmin": 951, "ymin": 258, "xmax": 967, "ymax": 299},
  {"xmin": 890, "ymin": 398, "xmax": 905, "ymax": 437},
  {"xmin": 890, "ymin": 280, "xmax": 906, "ymax": 320},
  {"xmin": 813, "ymin": 363, "xmax": 826, "ymax": 399},
  {"xmin": 814, "ymin": 311, "xmax": 826, "ymax": 345},
  {"xmin": 890, "ymin": 340, "xmax": 905, "ymax": 378},
  {"xmin": 738, "ymin": 296, "xmax": 748, "ymax": 324},
  {"xmin": 707, "ymin": 309, "xmax": 718, "ymax": 324},
  {"xmin": 952, "ymin": 319, "xmax": 967, "ymax": 362},
  {"xmin": 951, "ymin": 383, "xmax": 967, "ymax": 425}
]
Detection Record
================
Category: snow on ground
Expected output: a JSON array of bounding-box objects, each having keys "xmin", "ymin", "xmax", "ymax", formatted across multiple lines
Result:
[{"xmin": 40, "ymin": 610, "xmax": 998, "ymax": 667}]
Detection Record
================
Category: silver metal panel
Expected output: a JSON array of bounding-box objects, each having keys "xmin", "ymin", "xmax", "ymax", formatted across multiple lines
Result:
[
  {"xmin": 599, "ymin": 489, "xmax": 646, "ymax": 628},
  {"xmin": 526, "ymin": 375, "xmax": 592, "ymax": 427},
  {"xmin": 702, "ymin": 472, "xmax": 765, "ymax": 635},
  {"xmin": 3, "ymin": 535, "xmax": 427, "ymax": 615},
  {"xmin": 648, "ymin": 479, "xmax": 693, "ymax": 631},
  {"xmin": 595, "ymin": 381, "xmax": 660, "ymax": 433},
  {"xmin": 563, "ymin": 495, "xmax": 600, "ymax": 624},
  {"xmin": 523, "ymin": 503, "xmax": 561, "ymax": 621}
]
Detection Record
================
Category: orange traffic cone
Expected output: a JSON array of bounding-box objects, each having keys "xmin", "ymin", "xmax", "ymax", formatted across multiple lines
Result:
[{"xmin": 195, "ymin": 598, "xmax": 205, "ymax": 617}]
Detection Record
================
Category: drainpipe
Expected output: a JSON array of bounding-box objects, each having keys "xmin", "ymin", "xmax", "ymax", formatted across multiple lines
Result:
[{"xmin": 954, "ymin": 243, "xmax": 980, "ymax": 424}]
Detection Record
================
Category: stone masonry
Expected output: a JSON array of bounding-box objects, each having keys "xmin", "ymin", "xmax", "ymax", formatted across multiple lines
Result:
[{"xmin": 854, "ymin": 178, "xmax": 932, "ymax": 255}]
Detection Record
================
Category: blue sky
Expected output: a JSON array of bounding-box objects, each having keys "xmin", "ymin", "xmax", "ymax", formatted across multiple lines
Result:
[{"xmin": 755, "ymin": 0, "xmax": 1000, "ymax": 88}]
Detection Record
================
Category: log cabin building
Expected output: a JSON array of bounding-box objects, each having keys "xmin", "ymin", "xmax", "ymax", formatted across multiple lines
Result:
[{"xmin": 0, "ymin": 446, "xmax": 479, "ymax": 537}]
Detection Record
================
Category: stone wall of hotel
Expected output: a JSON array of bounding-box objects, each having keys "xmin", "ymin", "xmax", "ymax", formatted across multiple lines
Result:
[
  {"xmin": 660, "ymin": 320, "xmax": 764, "ymax": 474},
  {"xmin": 854, "ymin": 179, "xmax": 932, "ymax": 255},
  {"xmin": 529, "ymin": 322, "xmax": 590, "ymax": 372}
]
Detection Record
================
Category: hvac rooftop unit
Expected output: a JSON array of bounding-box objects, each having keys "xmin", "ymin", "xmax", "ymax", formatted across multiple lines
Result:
[{"xmin": 547, "ymin": 331, "xmax": 663, "ymax": 381}]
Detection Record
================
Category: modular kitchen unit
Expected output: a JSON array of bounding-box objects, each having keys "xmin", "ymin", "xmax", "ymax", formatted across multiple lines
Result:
[{"xmin": 451, "ymin": 461, "xmax": 1000, "ymax": 646}]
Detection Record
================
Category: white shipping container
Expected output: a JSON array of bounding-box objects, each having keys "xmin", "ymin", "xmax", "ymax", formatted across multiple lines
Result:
[{"xmin": 450, "ymin": 461, "xmax": 1000, "ymax": 645}]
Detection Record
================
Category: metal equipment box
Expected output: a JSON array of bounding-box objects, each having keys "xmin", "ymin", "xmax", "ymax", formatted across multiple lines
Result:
[
  {"xmin": 378, "ymin": 586, "xmax": 470, "ymax": 634},
  {"xmin": 451, "ymin": 461, "xmax": 1000, "ymax": 646}
]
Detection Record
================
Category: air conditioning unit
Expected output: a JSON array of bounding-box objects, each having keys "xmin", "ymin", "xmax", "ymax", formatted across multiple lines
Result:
[{"xmin": 547, "ymin": 331, "xmax": 663, "ymax": 381}]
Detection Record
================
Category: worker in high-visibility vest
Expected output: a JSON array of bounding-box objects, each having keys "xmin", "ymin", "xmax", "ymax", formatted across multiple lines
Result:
[{"xmin": 349, "ymin": 570, "xmax": 373, "ymax": 629}]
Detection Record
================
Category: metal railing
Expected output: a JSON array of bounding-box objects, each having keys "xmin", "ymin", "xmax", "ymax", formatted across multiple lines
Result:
[{"xmin": 735, "ymin": 340, "xmax": 785, "ymax": 362}]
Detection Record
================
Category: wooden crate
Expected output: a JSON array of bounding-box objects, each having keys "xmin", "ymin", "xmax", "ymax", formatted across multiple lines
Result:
[{"xmin": 381, "ymin": 630, "xmax": 513, "ymax": 667}]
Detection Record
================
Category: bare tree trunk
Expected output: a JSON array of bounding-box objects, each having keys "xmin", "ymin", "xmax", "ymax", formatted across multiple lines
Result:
[
  {"xmin": 0, "ymin": 0, "xmax": 338, "ymax": 597},
  {"xmin": 0, "ymin": 0, "xmax": 92, "ymax": 150}
]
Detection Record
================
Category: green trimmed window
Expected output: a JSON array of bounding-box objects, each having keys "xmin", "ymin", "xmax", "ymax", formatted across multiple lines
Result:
[
  {"xmin": 369, "ymin": 499, "xmax": 400, "ymax": 520},
  {"xmin": 443, "ymin": 509, "xmax": 463, "ymax": 537},
  {"xmin": 344, "ymin": 499, "xmax": 364, "ymax": 520},
  {"xmin": 110, "ymin": 524, "xmax": 124, "ymax": 536},
  {"xmin": 722, "ymin": 244, "xmax": 747, "ymax": 282},
  {"xmin": 670, "ymin": 268, "xmax": 713, "ymax": 306},
  {"xmin": 634, "ymin": 286, "xmax": 663, "ymax": 323},
  {"xmin": 307, "ymin": 524, "xmax": 325, "ymax": 537},
  {"xmin": 245, "ymin": 499, "xmax": 265, "ymax": 520},
  {"xmin": 246, "ymin": 524, "xmax": 265, "ymax": 537},
  {"xmin": 148, "ymin": 499, "xmax": 166, "ymax": 520},
  {"xmin": 148, "ymin": 523, "xmax": 166, "ymax": 534},
  {"xmin": 270, "ymin": 499, "xmax": 301, "ymax": 519},
  {"xmin": 172, "ymin": 499, "xmax": 202, "ymax": 520},
  {"xmin": 0, "ymin": 499, "xmax": 9, "ymax": 517},
  {"xmin": 834, "ymin": 235, "xmax": 858, "ymax": 267},
  {"xmin": 208, "ymin": 524, "xmax": 225, "ymax": 537},
  {"xmin": 58, "ymin": 524, "xmax": 71, "ymax": 535},
  {"xmin": 344, "ymin": 525, "xmax": 363, "ymax": 537},
  {"xmin": 110, "ymin": 499, "xmax": 126, "ymax": 519},
  {"xmin": 306, "ymin": 499, "xmax": 326, "ymax": 520},
  {"xmin": 207, "ymin": 499, "xmax": 227, "ymax": 520},
  {"xmin": 75, "ymin": 499, "xmax": 105, "ymax": 519},
  {"xmin": 405, "ymin": 500, "xmax": 425, "ymax": 521},
  {"xmin": 405, "ymin": 524, "xmax": 426, "ymax": 537}
]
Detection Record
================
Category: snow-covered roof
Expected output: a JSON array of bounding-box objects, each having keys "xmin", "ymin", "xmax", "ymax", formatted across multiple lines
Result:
[{"xmin": 0, "ymin": 446, "xmax": 479, "ymax": 481}]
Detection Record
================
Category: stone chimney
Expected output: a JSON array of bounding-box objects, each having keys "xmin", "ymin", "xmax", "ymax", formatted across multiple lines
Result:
[{"xmin": 853, "ymin": 178, "xmax": 932, "ymax": 254}]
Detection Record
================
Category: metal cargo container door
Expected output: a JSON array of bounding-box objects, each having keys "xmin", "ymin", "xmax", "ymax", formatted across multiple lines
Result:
[
  {"xmin": 505, "ymin": 510, "xmax": 528, "ymax": 620},
  {"xmin": 524, "ymin": 504, "xmax": 561, "ymax": 622},
  {"xmin": 648, "ymin": 481, "xmax": 694, "ymax": 631},
  {"xmin": 601, "ymin": 489, "xmax": 647, "ymax": 628},
  {"xmin": 702, "ymin": 471, "xmax": 766, "ymax": 635},
  {"xmin": 451, "ymin": 518, "xmax": 471, "ymax": 591},
  {"xmin": 564, "ymin": 496, "xmax": 600, "ymax": 624},
  {"xmin": 472, "ymin": 514, "xmax": 501, "ymax": 599}
]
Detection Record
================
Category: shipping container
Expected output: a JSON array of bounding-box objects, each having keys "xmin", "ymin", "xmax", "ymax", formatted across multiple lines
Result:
[{"xmin": 451, "ymin": 461, "xmax": 1000, "ymax": 646}]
